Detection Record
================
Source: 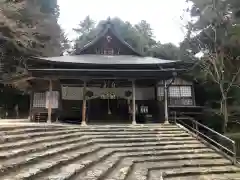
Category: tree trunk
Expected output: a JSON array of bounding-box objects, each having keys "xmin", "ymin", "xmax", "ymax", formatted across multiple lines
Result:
[{"xmin": 221, "ymin": 97, "xmax": 228, "ymax": 134}]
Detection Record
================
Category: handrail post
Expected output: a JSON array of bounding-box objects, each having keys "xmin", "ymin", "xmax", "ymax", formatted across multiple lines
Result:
[
  {"xmin": 196, "ymin": 120, "xmax": 199, "ymax": 138},
  {"xmin": 174, "ymin": 111, "xmax": 177, "ymax": 124},
  {"xmin": 233, "ymin": 142, "xmax": 237, "ymax": 165}
]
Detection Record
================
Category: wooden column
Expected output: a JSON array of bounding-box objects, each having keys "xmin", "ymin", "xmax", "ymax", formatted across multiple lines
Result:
[
  {"xmin": 164, "ymin": 80, "xmax": 169, "ymax": 124},
  {"xmin": 81, "ymin": 81, "xmax": 87, "ymax": 126},
  {"xmin": 132, "ymin": 80, "xmax": 136, "ymax": 125},
  {"xmin": 47, "ymin": 79, "xmax": 53, "ymax": 123},
  {"xmin": 55, "ymin": 80, "xmax": 62, "ymax": 123},
  {"xmin": 28, "ymin": 91, "xmax": 33, "ymax": 121}
]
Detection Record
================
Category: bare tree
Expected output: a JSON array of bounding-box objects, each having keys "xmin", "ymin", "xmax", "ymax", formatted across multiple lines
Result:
[{"xmin": 182, "ymin": 0, "xmax": 240, "ymax": 132}]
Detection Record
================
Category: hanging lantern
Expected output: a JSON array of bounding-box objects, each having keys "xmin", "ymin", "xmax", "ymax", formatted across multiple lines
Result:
[
  {"xmin": 125, "ymin": 90, "xmax": 132, "ymax": 98},
  {"xmin": 100, "ymin": 94, "xmax": 105, "ymax": 99},
  {"xmin": 85, "ymin": 91, "xmax": 93, "ymax": 98},
  {"xmin": 110, "ymin": 92, "xmax": 116, "ymax": 99}
]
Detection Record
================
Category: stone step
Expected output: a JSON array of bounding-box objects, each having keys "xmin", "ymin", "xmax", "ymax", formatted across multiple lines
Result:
[
  {"xmin": 0, "ymin": 123, "xmax": 239, "ymax": 180},
  {"xmin": 1, "ymin": 144, "xmax": 101, "ymax": 180},
  {"xmin": 0, "ymin": 129, "xmax": 81, "ymax": 143},
  {"xmin": 0, "ymin": 123, "xmax": 177, "ymax": 130},
  {"xmin": 8, "ymin": 125, "xmax": 165, "ymax": 131},
  {"xmin": 162, "ymin": 165, "xmax": 240, "ymax": 178},
  {"xmin": 27, "ymin": 145, "xmax": 213, "ymax": 180},
  {"xmin": 126, "ymin": 159, "xmax": 233, "ymax": 180},
  {"xmin": 148, "ymin": 166, "xmax": 240, "ymax": 180},
  {"xmin": 83, "ymin": 130, "xmax": 187, "ymax": 136},
  {"xmin": 0, "ymin": 135, "xmax": 90, "ymax": 159},
  {"xmin": 0, "ymin": 127, "xmax": 79, "ymax": 135},
  {"xmin": 0, "ymin": 137, "xmax": 201, "ymax": 177},
  {"xmin": 104, "ymin": 152, "xmax": 224, "ymax": 180},
  {"xmin": 70, "ymin": 147, "xmax": 215, "ymax": 180},
  {"xmin": 64, "ymin": 125, "xmax": 182, "ymax": 132},
  {"xmin": 83, "ymin": 133, "xmax": 190, "ymax": 138},
  {"xmin": 0, "ymin": 130, "xmax": 189, "ymax": 151},
  {"xmin": 63, "ymin": 128, "xmax": 184, "ymax": 133},
  {"xmin": 0, "ymin": 124, "xmax": 65, "ymax": 131},
  {"xmin": 0, "ymin": 127, "xmax": 186, "ymax": 143},
  {"xmin": 76, "ymin": 124, "xmax": 177, "ymax": 129},
  {"xmin": 0, "ymin": 138, "xmax": 201, "ymax": 165},
  {"xmin": 165, "ymin": 173, "xmax": 240, "ymax": 180},
  {"xmin": 17, "ymin": 146, "xmax": 113, "ymax": 180},
  {"xmin": 7, "ymin": 136, "xmax": 196, "ymax": 155},
  {"xmin": 0, "ymin": 134, "xmax": 195, "ymax": 160},
  {"xmin": 0, "ymin": 126, "xmax": 181, "ymax": 133},
  {"xmin": 92, "ymin": 136, "xmax": 195, "ymax": 143},
  {"xmin": 0, "ymin": 139, "xmax": 95, "ymax": 176},
  {"xmin": 0, "ymin": 126, "xmax": 52, "ymax": 131},
  {"xmin": 0, "ymin": 131, "xmax": 85, "ymax": 151}
]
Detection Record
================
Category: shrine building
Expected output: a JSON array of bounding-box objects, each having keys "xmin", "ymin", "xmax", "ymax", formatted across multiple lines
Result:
[{"xmin": 3, "ymin": 20, "xmax": 201, "ymax": 125}]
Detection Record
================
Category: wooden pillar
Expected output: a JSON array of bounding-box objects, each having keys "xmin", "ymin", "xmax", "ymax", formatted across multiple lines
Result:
[
  {"xmin": 28, "ymin": 91, "xmax": 33, "ymax": 121},
  {"xmin": 132, "ymin": 80, "xmax": 136, "ymax": 125},
  {"xmin": 164, "ymin": 80, "xmax": 169, "ymax": 124},
  {"xmin": 47, "ymin": 79, "xmax": 53, "ymax": 123},
  {"xmin": 55, "ymin": 80, "xmax": 62, "ymax": 123},
  {"xmin": 81, "ymin": 81, "xmax": 87, "ymax": 126},
  {"xmin": 191, "ymin": 84, "xmax": 196, "ymax": 106}
]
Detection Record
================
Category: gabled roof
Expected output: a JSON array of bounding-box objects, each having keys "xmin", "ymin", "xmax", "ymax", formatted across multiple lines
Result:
[
  {"xmin": 30, "ymin": 19, "xmax": 190, "ymax": 68},
  {"xmin": 76, "ymin": 19, "xmax": 142, "ymax": 56}
]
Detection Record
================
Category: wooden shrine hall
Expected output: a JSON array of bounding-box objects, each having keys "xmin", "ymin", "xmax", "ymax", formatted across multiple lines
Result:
[{"xmin": 2, "ymin": 20, "xmax": 199, "ymax": 125}]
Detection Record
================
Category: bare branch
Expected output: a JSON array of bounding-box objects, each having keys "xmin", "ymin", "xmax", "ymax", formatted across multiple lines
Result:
[{"xmin": 225, "ymin": 67, "xmax": 240, "ymax": 93}]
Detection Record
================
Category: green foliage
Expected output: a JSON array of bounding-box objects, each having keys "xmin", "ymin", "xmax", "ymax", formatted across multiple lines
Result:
[
  {"xmin": 39, "ymin": 0, "xmax": 59, "ymax": 15},
  {"xmin": 149, "ymin": 43, "xmax": 180, "ymax": 60},
  {"xmin": 185, "ymin": 0, "xmax": 240, "ymax": 53},
  {"xmin": 202, "ymin": 109, "xmax": 224, "ymax": 133},
  {"xmin": 0, "ymin": 0, "xmax": 63, "ymax": 56},
  {"xmin": 73, "ymin": 16, "xmax": 95, "ymax": 35},
  {"xmin": 73, "ymin": 16, "xmax": 97, "ymax": 52},
  {"xmin": 60, "ymin": 28, "xmax": 70, "ymax": 55}
]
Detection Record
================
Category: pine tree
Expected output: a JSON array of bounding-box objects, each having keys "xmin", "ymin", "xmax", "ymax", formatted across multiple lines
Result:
[{"xmin": 0, "ymin": 0, "xmax": 62, "ymax": 56}]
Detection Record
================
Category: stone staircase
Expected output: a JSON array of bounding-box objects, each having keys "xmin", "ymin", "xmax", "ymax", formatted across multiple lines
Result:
[{"xmin": 0, "ymin": 123, "xmax": 239, "ymax": 180}]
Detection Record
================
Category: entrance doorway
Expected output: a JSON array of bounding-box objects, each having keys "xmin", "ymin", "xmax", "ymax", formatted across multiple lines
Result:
[{"xmin": 87, "ymin": 98, "xmax": 131, "ymax": 124}]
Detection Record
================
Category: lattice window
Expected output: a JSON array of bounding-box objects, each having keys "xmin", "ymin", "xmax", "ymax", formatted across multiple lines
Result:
[
  {"xmin": 168, "ymin": 86, "xmax": 192, "ymax": 97},
  {"xmin": 169, "ymin": 86, "xmax": 193, "ymax": 106},
  {"xmin": 180, "ymin": 86, "xmax": 192, "ymax": 97},
  {"xmin": 33, "ymin": 92, "xmax": 46, "ymax": 108},
  {"xmin": 169, "ymin": 86, "xmax": 181, "ymax": 97},
  {"xmin": 157, "ymin": 87, "xmax": 164, "ymax": 101},
  {"xmin": 158, "ymin": 86, "xmax": 194, "ymax": 106}
]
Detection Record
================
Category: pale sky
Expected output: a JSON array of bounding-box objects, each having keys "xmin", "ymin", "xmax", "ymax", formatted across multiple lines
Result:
[{"xmin": 58, "ymin": 0, "xmax": 190, "ymax": 45}]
